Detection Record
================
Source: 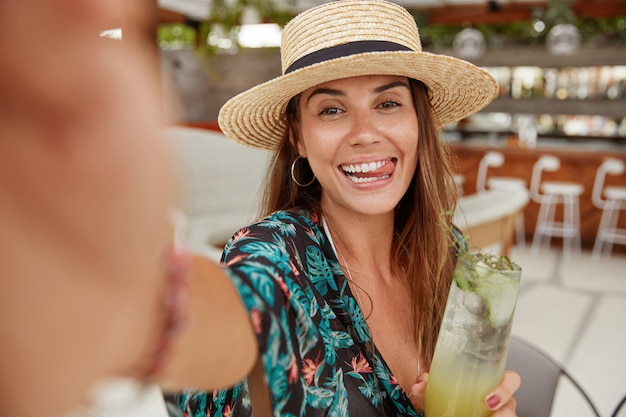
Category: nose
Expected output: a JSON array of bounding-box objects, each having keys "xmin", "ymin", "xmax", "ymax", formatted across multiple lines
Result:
[{"xmin": 347, "ymin": 110, "xmax": 381, "ymax": 146}]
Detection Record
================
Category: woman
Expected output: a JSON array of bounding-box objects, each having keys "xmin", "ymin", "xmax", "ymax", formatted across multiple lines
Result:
[{"xmin": 177, "ymin": 1, "xmax": 520, "ymax": 416}]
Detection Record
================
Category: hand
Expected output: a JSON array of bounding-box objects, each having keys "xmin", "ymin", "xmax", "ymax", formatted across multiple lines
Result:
[
  {"xmin": 409, "ymin": 371, "xmax": 428, "ymax": 411},
  {"xmin": 484, "ymin": 370, "xmax": 521, "ymax": 416},
  {"xmin": 409, "ymin": 370, "xmax": 521, "ymax": 416}
]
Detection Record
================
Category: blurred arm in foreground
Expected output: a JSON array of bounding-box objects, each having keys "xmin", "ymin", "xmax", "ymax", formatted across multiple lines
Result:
[{"xmin": 0, "ymin": 1, "xmax": 256, "ymax": 417}]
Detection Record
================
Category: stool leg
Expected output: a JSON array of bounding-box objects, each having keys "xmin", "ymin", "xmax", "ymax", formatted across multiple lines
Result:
[
  {"xmin": 592, "ymin": 201, "xmax": 612, "ymax": 261},
  {"xmin": 563, "ymin": 194, "xmax": 581, "ymax": 258},
  {"xmin": 563, "ymin": 194, "xmax": 571, "ymax": 259},
  {"xmin": 515, "ymin": 212, "xmax": 525, "ymax": 248},
  {"xmin": 573, "ymin": 195, "xmax": 582, "ymax": 254},
  {"xmin": 531, "ymin": 197, "xmax": 546, "ymax": 255},
  {"xmin": 603, "ymin": 199, "xmax": 620, "ymax": 257},
  {"xmin": 545, "ymin": 193, "xmax": 560, "ymax": 250},
  {"xmin": 532, "ymin": 194, "xmax": 554, "ymax": 255},
  {"xmin": 614, "ymin": 200, "xmax": 626, "ymax": 248},
  {"xmin": 545, "ymin": 193, "xmax": 558, "ymax": 250}
]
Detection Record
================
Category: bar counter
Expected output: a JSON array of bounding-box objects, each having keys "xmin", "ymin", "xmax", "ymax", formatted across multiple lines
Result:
[{"xmin": 447, "ymin": 138, "xmax": 626, "ymax": 251}]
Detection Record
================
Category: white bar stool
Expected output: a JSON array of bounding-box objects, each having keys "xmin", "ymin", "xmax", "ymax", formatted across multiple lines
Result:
[
  {"xmin": 476, "ymin": 151, "xmax": 505, "ymax": 194},
  {"xmin": 476, "ymin": 151, "xmax": 528, "ymax": 247},
  {"xmin": 591, "ymin": 158, "xmax": 626, "ymax": 260},
  {"xmin": 530, "ymin": 155, "xmax": 584, "ymax": 258}
]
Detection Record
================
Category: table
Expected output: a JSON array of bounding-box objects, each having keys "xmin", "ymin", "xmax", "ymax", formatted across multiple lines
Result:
[{"xmin": 454, "ymin": 189, "xmax": 530, "ymax": 255}]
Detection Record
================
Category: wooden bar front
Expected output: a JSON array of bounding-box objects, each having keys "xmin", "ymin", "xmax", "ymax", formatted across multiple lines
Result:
[{"xmin": 447, "ymin": 140, "xmax": 626, "ymax": 252}]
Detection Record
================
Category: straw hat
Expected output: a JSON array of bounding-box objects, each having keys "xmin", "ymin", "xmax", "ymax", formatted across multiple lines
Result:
[{"xmin": 218, "ymin": 0, "xmax": 498, "ymax": 150}]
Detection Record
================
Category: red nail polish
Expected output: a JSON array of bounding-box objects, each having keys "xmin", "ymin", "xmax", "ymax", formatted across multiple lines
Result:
[{"xmin": 486, "ymin": 394, "xmax": 501, "ymax": 409}]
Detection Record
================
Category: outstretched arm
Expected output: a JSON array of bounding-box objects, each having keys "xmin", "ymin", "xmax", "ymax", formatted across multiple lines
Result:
[
  {"xmin": 159, "ymin": 255, "xmax": 258, "ymax": 391},
  {"xmin": 0, "ymin": 0, "xmax": 257, "ymax": 414}
]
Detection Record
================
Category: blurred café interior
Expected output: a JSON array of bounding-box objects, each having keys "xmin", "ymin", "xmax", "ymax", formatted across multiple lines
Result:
[{"xmin": 96, "ymin": 1, "xmax": 626, "ymax": 416}]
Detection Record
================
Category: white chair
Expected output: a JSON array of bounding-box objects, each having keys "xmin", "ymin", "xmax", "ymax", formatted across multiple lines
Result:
[
  {"xmin": 530, "ymin": 155, "xmax": 584, "ymax": 258},
  {"xmin": 476, "ymin": 151, "xmax": 528, "ymax": 247},
  {"xmin": 591, "ymin": 158, "xmax": 626, "ymax": 260},
  {"xmin": 164, "ymin": 126, "xmax": 271, "ymax": 262}
]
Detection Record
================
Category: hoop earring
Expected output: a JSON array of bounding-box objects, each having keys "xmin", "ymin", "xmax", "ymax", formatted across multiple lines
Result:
[{"xmin": 290, "ymin": 156, "xmax": 316, "ymax": 187}]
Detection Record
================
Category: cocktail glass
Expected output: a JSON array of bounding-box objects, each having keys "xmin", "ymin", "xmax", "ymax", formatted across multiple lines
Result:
[{"xmin": 424, "ymin": 252, "xmax": 522, "ymax": 417}]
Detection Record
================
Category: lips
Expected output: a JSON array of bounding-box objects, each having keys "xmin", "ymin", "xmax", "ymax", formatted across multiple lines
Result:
[{"xmin": 340, "ymin": 158, "xmax": 396, "ymax": 183}]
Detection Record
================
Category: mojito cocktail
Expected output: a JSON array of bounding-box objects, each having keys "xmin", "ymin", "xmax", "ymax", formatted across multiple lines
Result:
[{"xmin": 424, "ymin": 253, "xmax": 521, "ymax": 417}]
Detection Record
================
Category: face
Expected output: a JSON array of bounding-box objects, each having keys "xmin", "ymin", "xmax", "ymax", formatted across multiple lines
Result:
[{"xmin": 296, "ymin": 75, "xmax": 419, "ymax": 218}]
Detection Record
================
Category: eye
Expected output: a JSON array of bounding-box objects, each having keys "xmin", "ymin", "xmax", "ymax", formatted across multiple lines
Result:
[
  {"xmin": 319, "ymin": 106, "xmax": 343, "ymax": 116},
  {"xmin": 379, "ymin": 100, "xmax": 400, "ymax": 109}
]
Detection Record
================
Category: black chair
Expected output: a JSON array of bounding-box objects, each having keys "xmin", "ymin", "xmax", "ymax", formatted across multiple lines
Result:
[
  {"xmin": 163, "ymin": 392, "xmax": 183, "ymax": 417},
  {"xmin": 505, "ymin": 334, "xmax": 600, "ymax": 417},
  {"xmin": 612, "ymin": 394, "xmax": 626, "ymax": 417}
]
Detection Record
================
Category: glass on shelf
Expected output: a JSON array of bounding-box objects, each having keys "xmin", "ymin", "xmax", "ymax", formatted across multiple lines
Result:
[{"xmin": 485, "ymin": 65, "xmax": 626, "ymax": 101}]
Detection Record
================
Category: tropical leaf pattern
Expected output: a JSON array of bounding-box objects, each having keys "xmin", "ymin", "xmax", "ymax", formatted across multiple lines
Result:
[{"xmin": 177, "ymin": 209, "xmax": 423, "ymax": 417}]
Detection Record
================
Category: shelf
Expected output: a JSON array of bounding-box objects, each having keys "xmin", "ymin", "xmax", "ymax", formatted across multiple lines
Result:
[
  {"xmin": 428, "ymin": 45, "xmax": 626, "ymax": 138},
  {"xmin": 432, "ymin": 46, "xmax": 626, "ymax": 68},
  {"xmin": 483, "ymin": 97, "xmax": 626, "ymax": 119}
]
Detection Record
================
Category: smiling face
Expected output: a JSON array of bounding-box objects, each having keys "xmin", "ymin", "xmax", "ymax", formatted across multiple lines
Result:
[{"xmin": 295, "ymin": 75, "xmax": 419, "ymax": 219}]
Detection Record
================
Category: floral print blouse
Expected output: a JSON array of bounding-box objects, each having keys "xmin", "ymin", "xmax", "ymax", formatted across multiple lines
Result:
[{"xmin": 176, "ymin": 209, "xmax": 423, "ymax": 417}]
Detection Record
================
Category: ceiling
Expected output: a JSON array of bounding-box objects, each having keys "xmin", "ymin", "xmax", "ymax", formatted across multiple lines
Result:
[
  {"xmin": 157, "ymin": 0, "xmax": 537, "ymax": 20},
  {"xmin": 157, "ymin": 0, "xmax": 626, "ymax": 23}
]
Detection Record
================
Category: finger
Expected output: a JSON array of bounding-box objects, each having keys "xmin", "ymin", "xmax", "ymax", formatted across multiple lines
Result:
[
  {"xmin": 485, "ymin": 370, "xmax": 521, "ymax": 411},
  {"xmin": 411, "ymin": 371, "xmax": 429, "ymax": 396},
  {"xmin": 490, "ymin": 395, "xmax": 517, "ymax": 417},
  {"xmin": 410, "ymin": 372, "xmax": 429, "ymax": 411}
]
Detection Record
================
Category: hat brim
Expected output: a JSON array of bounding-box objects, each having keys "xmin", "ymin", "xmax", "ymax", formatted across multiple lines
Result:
[{"xmin": 218, "ymin": 50, "xmax": 498, "ymax": 150}]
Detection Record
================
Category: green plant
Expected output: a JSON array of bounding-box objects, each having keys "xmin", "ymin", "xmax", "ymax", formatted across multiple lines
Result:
[
  {"xmin": 415, "ymin": 3, "xmax": 626, "ymax": 50},
  {"xmin": 157, "ymin": 3, "xmax": 626, "ymax": 52},
  {"xmin": 158, "ymin": 23, "xmax": 197, "ymax": 49},
  {"xmin": 199, "ymin": 0, "xmax": 295, "ymax": 54},
  {"xmin": 157, "ymin": 1, "xmax": 296, "ymax": 53}
]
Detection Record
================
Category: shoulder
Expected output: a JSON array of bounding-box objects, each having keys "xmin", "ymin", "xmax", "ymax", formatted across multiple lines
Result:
[
  {"xmin": 261, "ymin": 208, "xmax": 320, "ymax": 229},
  {"xmin": 235, "ymin": 209, "xmax": 323, "ymax": 243},
  {"xmin": 222, "ymin": 209, "xmax": 327, "ymax": 261}
]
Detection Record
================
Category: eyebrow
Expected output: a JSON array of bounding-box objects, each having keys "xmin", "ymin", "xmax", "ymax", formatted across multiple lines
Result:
[
  {"xmin": 305, "ymin": 88, "xmax": 342, "ymax": 104},
  {"xmin": 375, "ymin": 80, "xmax": 411, "ymax": 93},
  {"xmin": 305, "ymin": 80, "xmax": 411, "ymax": 104}
]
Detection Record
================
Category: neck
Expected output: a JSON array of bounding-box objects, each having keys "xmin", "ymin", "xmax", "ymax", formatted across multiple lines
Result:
[{"xmin": 322, "ymin": 210, "xmax": 395, "ymax": 284}]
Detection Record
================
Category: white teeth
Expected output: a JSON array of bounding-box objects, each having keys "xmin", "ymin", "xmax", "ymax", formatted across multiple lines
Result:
[
  {"xmin": 345, "ymin": 174, "xmax": 391, "ymax": 183},
  {"xmin": 342, "ymin": 160, "xmax": 386, "ymax": 174}
]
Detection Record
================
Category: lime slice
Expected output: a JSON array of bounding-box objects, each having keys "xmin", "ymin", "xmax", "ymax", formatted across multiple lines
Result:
[
  {"xmin": 473, "ymin": 272, "xmax": 519, "ymax": 327},
  {"xmin": 453, "ymin": 268, "xmax": 473, "ymax": 291}
]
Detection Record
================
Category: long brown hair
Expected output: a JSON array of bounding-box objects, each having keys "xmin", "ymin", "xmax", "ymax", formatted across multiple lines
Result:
[{"xmin": 259, "ymin": 78, "xmax": 457, "ymax": 366}]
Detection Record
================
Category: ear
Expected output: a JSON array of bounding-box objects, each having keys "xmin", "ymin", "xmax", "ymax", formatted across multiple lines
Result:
[{"xmin": 289, "ymin": 129, "xmax": 307, "ymax": 158}]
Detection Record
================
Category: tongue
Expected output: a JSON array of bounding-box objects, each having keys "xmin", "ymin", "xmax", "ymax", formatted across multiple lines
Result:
[{"xmin": 357, "ymin": 161, "xmax": 394, "ymax": 178}]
